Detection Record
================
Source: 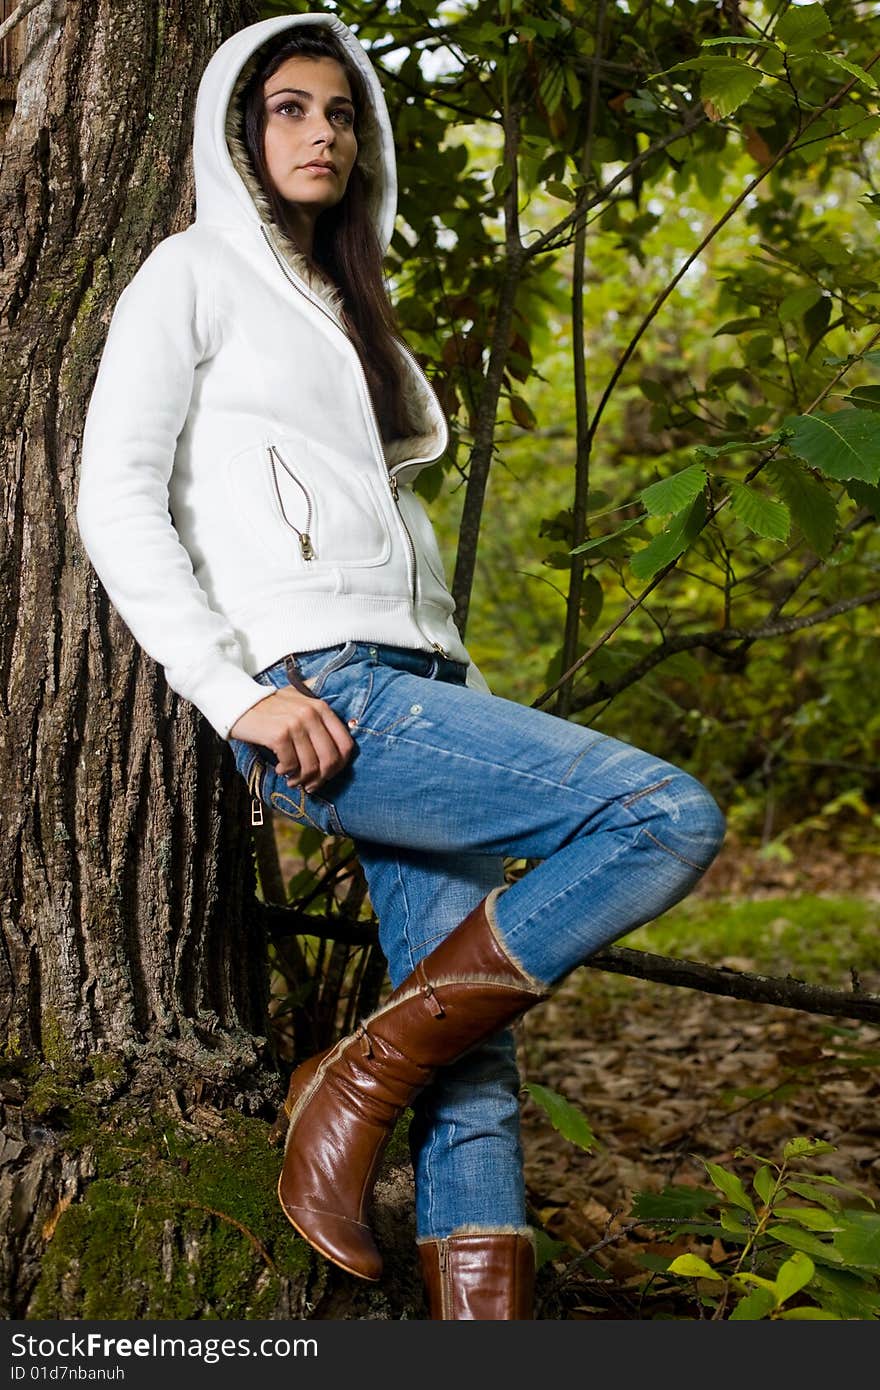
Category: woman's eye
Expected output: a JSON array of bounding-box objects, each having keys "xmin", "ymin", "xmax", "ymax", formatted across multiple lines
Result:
[
  {"xmin": 276, "ymin": 101, "xmax": 302, "ymax": 117},
  {"xmin": 331, "ymin": 109, "xmax": 355, "ymax": 127}
]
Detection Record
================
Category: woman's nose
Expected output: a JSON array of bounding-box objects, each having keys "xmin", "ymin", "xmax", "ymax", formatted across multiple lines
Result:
[{"xmin": 310, "ymin": 117, "xmax": 336, "ymax": 146}]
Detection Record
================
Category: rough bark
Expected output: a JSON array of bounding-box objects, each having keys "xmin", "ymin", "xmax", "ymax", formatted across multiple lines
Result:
[{"xmin": 0, "ymin": 0, "xmax": 394, "ymax": 1321}]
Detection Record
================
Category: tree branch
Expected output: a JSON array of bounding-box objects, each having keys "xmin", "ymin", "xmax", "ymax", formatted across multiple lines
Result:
[
  {"xmin": 450, "ymin": 56, "xmax": 526, "ymax": 635},
  {"xmin": 524, "ymin": 108, "xmax": 707, "ymax": 261},
  {"xmin": 569, "ymin": 588, "xmax": 880, "ymax": 710},
  {"xmin": 557, "ymin": 0, "xmax": 607, "ymax": 719},
  {"xmin": 587, "ymin": 945, "xmax": 880, "ymax": 1026},
  {"xmin": 256, "ymin": 903, "xmax": 880, "ymax": 1025}
]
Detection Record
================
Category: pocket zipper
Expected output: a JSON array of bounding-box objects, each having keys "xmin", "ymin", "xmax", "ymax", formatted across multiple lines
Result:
[{"xmin": 268, "ymin": 444, "xmax": 315, "ymax": 561}]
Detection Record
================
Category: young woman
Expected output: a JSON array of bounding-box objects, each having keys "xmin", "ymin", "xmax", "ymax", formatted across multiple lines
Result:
[{"xmin": 76, "ymin": 13, "xmax": 726, "ymax": 1320}]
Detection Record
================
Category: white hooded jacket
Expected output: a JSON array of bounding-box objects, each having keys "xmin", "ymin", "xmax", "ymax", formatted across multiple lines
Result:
[{"xmin": 76, "ymin": 12, "xmax": 486, "ymax": 742}]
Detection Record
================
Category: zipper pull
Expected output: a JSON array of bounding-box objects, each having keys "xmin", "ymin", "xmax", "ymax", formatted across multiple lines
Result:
[
  {"xmin": 431, "ymin": 642, "xmax": 450, "ymax": 658},
  {"xmin": 299, "ymin": 534, "xmax": 315, "ymax": 561},
  {"xmin": 389, "ymin": 474, "xmax": 399, "ymax": 501},
  {"xmin": 251, "ymin": 797, "xmax": 263, "ymax": 826},
  {"xmin": 438, "ymin": 1240, "xmax": 448, "ymax": 1274}
]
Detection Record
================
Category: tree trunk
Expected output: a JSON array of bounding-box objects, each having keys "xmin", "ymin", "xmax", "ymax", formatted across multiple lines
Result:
[{"xmin": 0, "ymin": 0, "xmax": 417, "ymax": 1323}]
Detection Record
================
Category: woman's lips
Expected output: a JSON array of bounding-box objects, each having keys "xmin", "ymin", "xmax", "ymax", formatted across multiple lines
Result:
[{"xmin": 301, "ymin": 163, "xmax": 336, "ymax": 175}]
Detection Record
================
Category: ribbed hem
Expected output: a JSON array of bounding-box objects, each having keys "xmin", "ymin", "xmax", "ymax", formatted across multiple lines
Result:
[{"xmin": 228, "ymin": 593, "xmax": 471, "ymax": 675}]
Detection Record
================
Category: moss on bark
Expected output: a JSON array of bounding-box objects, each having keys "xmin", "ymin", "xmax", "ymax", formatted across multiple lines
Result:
[{"xmin": 9, "ymin": 1052, "xmax": 422, "ymax": 1320}]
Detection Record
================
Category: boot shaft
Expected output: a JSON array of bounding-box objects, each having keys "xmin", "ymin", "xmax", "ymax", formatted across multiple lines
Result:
[{"xmin": 418, "ymin": 1230, "xmax": 536, "ymax": 1319}]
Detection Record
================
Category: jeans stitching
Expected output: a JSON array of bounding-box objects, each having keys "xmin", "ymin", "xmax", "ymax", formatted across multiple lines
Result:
[
  {"xmin": 641, "ymin": 826, "xmax": 712, "ymax": 872},
  {"xmin": 559, "ymin": 738, "xmax": 604, "ymax": 786},
  {"xmin": 621, "ymin": 776, "xmax": 674, "ymax": 807},
  {"xmin": 307, "ymin": 640, "xmax": 358, "ymax": 696},
  {"xmin": 269, "ymin": 787, "xmax": 320, "ymax": 831}
]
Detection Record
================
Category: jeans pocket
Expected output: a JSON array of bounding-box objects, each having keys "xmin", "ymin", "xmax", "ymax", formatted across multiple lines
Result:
[
  {"xmin": 290, "ymin": 641, "xmax": 358, "ymax": 696},
  {"xmin": 228, "ymin": 733, "xmax": 344, "ymax": 835},
  {"xmin": 263, "ymin": 772, "xmax": 345, "ymax": 836}
]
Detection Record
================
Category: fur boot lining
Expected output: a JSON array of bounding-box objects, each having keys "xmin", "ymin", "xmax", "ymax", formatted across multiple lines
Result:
[
  {"xmin": 416, "ymin": 1225, "xmax": 536, "ymax": 1246},
  {"xmin": 482, "ymin": 886, "xmax": 551, "ymax": 995}
]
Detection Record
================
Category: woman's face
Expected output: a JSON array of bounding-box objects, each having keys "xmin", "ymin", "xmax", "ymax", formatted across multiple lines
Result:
[{"xmin": 262, "ymin": 56, "xmax": 357, "ymax": 215}]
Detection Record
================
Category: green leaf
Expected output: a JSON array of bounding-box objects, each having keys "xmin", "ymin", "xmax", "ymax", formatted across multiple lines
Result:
[
  {"xmin": 773, "ymin": 1206, "xmax": 842, "ymax": 1232},
  {"xmin": 730, "ymin": 1286, "xmax": 776, "ymax": 1320},
  {"xmin": 803, "ymin": 294, "xmax": 832, "ymax": 350},
  {"xmin": 545, "ymin": 180, "xmax": 575, "ymax": 202},
  {"xmin": 785, "ymin": 1181, "xmax": 842, "ymax": 1212},
  {"xmin": 701, "ymin": 37, "xmax": 772, "ymax": 48},
  {"xmin": 783, "ymin": 1137, "xmax": 836, "ymax": 1160},
  {"xmin": 775, "ymin": 1252, "xmax": 816, "ymax": 1304},
  {"xmin": 733, "ymin": 1271, "xmax": 779, "ymax": 1293},
  {"xmin": 701, "ymin": 61, "xmax": 763, "ymax": 118},
  {"xmin": 580, "ymin": 572, "xmax": 604, "ymax": 631},
  {"xmin": 720, "ymin": 1207, "xmax": 749, "ymax": 1236},
  {"xmin": 764, "ymin": 459, "xmax": 837, "ymax": 557},
  {"xmin": 813, "ymin": 1267, "xmax": 880, "ymax": 1319},
  {"xmin": 778, "ymin": 1306, "xmax": 841, "ymax": 1319},
  {"xmin": 744, "ymin": 334, "xmax": 775, "ymax": 365},
  {"xmin": 640, "ymin": 465, "xmax": 707, "ymax": 516},
  {"xmin": 532, "ymin": 1227, "xmax": 571, "ymax": 1271},
  {"xmin": 629, "ymin": 1186, "xmax": 717, "ymax": 1223},
  {"xmin": 539, "ymin": 63, "xmax": 565, "ymax": 115},
  {"xmin": 704, "ymin": 1161, "xmax": 757, "ymax": 1215},
  {"xmin": 523, "ymin": 1082, "xmax": 597, "ymax": 1152},
  {"xmin": 845, "ymin": 478, "xmax": 880, "ymax": 515},
  {"xmin": 492, "ymin": 162, "xmax": 512, "ymax": 198},
  {"xmin": 728, "ymin": 482, "xmax": 791, "ymax": 541},
  {"xmin": 667, "ymin": 1254, "xmax": 722, "ymax": 1280},
  {"xmin": 775, "ymin": 4, "xmax": 832, "ymax": 53},
  {"xmin": 767, "ymin": 1224, "xmax": 844, "ymax": 1263},
  {"xmin": 786, "ymin": 410, "xmax": 880, "ymax": 483},
  {"xmin": 832, "ymin": 1211, "xmax": 880, "ymax": 1270},
  {"xmin": 569, "ymin": 514, "xmax": 644, "ymax": 555},
  {"xmin": 713, "ymin": 317, "xmax": 765, "ymax": 336},
  {"xmin": 778, "ymin": 286, "xmax": 822, "ymax": 322},
  {"xmin": 845, "ymin": 386, "xmax": 880, "ymax": 413},
  {"xmin": 823, "ymin": 53, "xmax": 879, "ymax": 90},
  {"xmin": 694, "ymin": 431, "xmax": 785, "ymax": 459},
  {"xmin": 630, "ymin": 494, "xmax": 707, "ymax": 581},
  {"xmin": 753, "ymin": 1165, "xmax": 776, "ymax": 1206}
]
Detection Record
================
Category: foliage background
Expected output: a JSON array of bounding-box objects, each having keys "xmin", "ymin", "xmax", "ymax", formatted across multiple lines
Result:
[{"xmin": 259, "ymin": 0, "xmax": 880, "ymax": 854}]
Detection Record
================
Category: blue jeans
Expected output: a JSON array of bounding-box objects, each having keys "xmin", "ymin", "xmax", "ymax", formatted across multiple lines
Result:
[{"xmin": 229, "ymin": 641, "xmax": 725, "ymax": 1239}]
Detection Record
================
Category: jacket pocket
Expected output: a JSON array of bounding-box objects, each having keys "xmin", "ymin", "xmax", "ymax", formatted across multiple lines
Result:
[{"xmin": 224, "ymin": 436, "xmax": 392, "ymax": 570}]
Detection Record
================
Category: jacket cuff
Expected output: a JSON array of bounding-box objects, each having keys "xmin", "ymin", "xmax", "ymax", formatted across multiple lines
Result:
[{"xmin": 182, "ymin": 661, "xmax": 276, "ymax": 741}]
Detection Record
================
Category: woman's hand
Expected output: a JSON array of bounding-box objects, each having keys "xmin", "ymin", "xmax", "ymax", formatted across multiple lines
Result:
[{"xmin": 229, "ymin": 687, "xmax": 355, "ymax": 792}]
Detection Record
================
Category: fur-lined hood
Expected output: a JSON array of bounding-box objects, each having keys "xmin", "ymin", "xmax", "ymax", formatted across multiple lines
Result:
[
  {"xmin": 193, "ymin": 13, "xmax": 395, "ymax": 249},
  {"xmin": 191, "ymin": 12, "xmax": 440, "ymax": 468}
]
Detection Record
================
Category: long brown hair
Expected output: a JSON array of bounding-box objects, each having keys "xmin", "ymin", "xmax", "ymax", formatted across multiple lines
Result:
[{"xmin": 238, "ymin": 29, "xmax": 415, "ymax": 441}]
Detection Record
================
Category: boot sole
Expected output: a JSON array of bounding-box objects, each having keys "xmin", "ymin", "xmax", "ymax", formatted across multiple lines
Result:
[{"xmin": 276, "ymin": 1171, "xmax": 382, "ymax": 1282}]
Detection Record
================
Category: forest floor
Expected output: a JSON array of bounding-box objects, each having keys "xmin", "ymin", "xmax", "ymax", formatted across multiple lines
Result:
[{"xmin": 518, "ymin": 836, "xmax": 880, "ymax": 1318}]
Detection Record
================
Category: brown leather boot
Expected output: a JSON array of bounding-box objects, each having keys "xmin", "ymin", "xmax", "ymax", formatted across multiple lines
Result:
[
  {"xmin": 274, "ymin": 889, "xmax": 548, "ymax": 1281},
  {"xmin": 418, "ymin": 1229, "xmax": 536, "ymax": 1319}
]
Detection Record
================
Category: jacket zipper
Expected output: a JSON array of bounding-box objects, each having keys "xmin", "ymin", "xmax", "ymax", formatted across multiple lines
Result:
[
  {"xmin": 268, "ymin": 444, "xmax": 315, "ymax": 560},
  {"xmin": 259, "ymin": 224, "xmax": 449, "ymax": 657}
]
